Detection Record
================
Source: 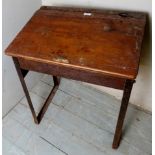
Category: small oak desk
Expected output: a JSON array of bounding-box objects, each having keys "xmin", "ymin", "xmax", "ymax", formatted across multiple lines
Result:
[{"xmin": 5, "ymin": 6, "xmax": 146, "ymax": 149}]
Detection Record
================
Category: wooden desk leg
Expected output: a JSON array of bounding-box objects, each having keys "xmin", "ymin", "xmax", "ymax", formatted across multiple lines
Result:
[
  {"xmin": 12, "ymin": 57, "xmax": 59, "ymax": 124},
  {"xmin": 112, "ymin": 79, "xmax": 135, "ymax": 149}
]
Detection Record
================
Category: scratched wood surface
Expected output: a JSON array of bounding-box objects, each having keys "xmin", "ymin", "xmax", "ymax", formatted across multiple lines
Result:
[{"xmin": 5, "ymin": 6, "xmax": 146, "ymax": 79}]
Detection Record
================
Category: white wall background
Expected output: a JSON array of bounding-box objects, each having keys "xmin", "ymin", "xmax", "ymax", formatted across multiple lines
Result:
[
  {"xmin": 42, "ymin": 0, "xmax": 152, "ymax": 112},
  {"xmin": 2, "ymin": 0, "xmax": 42, "ymax": 116}
]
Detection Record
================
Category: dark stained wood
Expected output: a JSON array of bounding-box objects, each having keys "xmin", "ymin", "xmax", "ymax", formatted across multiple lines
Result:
[
  {"xmin": 5, "ymin": 6, "xmax": 146, "ymax": 79},
  {"xmin": 18, "ymin": 58, "xmax": 126, "ymax": 90},
  {"xmin": 21, "ymin": 69, "xmax": 29, "ymax": 78},
  {"xmin": 112, "ymin": 79, "xmax": 135, "ymax": 149},
  {"xmin": 37, "ymin": 81, "xmax": 59, "ymax": 124},
  {"xmin": 53, "ymin": 75, "xmax": 60, "ymax": 86},
  {"xmin": 13, "ymin": 57, "xmax": 60, "ymax": 124},
  {"xmin": 5, "ymin": 6, "xmax": 146, "ymax": 150},
  {"xmin": 13, "ymin": 57, "xmax": 38, "ymax": 124}
]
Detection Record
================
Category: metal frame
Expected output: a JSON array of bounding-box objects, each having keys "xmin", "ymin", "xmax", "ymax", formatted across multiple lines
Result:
[{"xmin": 13, "ymin": 57, "xmax": 60, "ymax": 124}]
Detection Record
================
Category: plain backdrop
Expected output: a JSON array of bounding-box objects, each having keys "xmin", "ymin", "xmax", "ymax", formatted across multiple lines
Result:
[{"xmin": 2, "ymin": 0, "xmax": 42, "ymax": 116}]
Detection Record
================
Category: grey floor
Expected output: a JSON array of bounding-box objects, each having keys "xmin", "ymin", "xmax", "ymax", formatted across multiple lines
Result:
[{"xmin": 3, "ymin": 75, "xmax": 152, "ymax": 155}]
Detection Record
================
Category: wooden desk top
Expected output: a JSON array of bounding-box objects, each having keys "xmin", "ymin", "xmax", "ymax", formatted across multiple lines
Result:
[{"xmin": 5, "ymin": 6, "xmax": 146, "ymax": 79}]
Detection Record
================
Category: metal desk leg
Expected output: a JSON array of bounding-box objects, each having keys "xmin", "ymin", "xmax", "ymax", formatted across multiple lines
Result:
[
  {"xmin": 13, "ymin": 57, "xmax": 59, "ymax": 124},
  {"xmin": 112, "ymin": 79, "xmax": 135, "ymax": 149}
]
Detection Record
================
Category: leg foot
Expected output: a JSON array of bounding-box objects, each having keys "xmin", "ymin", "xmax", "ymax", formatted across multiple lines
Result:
[{"xmin": 112, "ymin": 79, "xmax": 135, "ymax": 149}]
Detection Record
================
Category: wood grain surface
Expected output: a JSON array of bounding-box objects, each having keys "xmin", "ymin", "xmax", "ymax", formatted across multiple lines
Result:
[{"xmin": 5, "ymin": 6, "xmax": 146, "ymax": 79}]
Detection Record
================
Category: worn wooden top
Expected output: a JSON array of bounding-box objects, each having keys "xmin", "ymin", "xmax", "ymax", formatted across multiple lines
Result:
[{"xmin": 5, "ymin": 6, "xmax": 146, "ymax": 79}]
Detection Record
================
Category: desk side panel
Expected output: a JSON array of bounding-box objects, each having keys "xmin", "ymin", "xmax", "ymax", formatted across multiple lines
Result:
[{"xmin": 18, "ymin": 58, "xmax": 126, "ymax": 90}]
